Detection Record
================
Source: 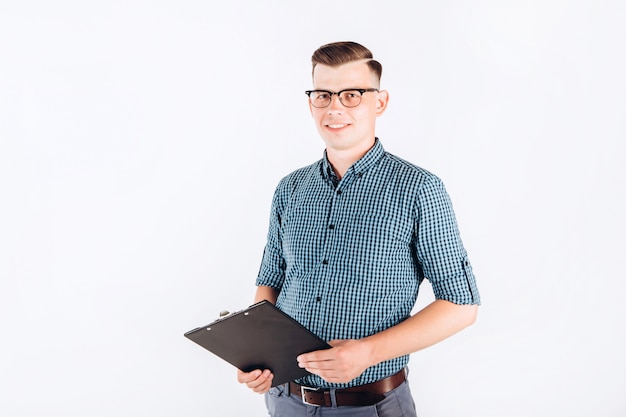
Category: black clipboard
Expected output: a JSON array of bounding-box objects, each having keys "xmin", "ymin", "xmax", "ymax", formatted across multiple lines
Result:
[{"xmin": 184, "ymin": 300, "xmax": 330, "ymax": 386}]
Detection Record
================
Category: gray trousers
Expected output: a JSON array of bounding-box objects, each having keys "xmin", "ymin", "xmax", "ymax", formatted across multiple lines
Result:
[{"xmin": 264, "ymin": 380, "xmax": 418, "ymax": 417}]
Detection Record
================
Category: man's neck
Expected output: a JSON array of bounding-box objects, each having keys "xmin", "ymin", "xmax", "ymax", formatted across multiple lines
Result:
[{"xmin": 326, "ymin": 139, "xmax": 375, "ymax": 180}]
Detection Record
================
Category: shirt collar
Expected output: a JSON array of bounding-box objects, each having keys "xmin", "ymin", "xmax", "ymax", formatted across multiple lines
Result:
[{"xmin": 321, "ymin": 138, "xmax": 385, "ymax": 181}]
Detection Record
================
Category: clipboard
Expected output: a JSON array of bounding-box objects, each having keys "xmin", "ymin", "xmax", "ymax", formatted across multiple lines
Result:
[{"xmin": 184, "ymin": 300, "xmax": 330, "ymax": 386}]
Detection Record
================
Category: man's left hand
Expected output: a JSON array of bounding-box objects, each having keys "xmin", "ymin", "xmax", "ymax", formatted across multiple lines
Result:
[{"xmin": 296, "ymin": 339, "xmax": 373, "ymax": 384}]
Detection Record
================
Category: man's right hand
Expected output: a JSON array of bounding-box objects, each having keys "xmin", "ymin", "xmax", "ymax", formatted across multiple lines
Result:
[{"xmin": 237, "ymin": 369, "xmax": 274, "ymax": 394}]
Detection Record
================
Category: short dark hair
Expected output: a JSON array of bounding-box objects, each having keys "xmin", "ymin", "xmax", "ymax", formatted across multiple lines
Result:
[{"xmin": 311, "ymin": 41, "xmax": 382, "ymax": 84}]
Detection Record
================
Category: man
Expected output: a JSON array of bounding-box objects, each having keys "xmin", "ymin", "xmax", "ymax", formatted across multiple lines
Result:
[{"xmin": 238, "ymin": 41, "xmax": 480, "ymax": 416}]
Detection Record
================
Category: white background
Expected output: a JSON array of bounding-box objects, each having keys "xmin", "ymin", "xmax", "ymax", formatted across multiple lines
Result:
[{"xmin": 1, "ymin": 1, "xmax": 625, "ymax": 416}]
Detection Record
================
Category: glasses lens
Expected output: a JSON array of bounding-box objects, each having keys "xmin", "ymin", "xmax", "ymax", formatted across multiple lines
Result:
[
  {"xmin": 338, "ymin": 90, "xmax": 362, "ymax": 107},
  {"xmin": 310, "ymin": 91, "xmax": 331, "ymax": 108}
]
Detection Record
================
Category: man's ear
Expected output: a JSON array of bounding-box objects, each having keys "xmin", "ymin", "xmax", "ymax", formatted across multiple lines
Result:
[{"xmin": 376, "ymin": 90, "xmax": 389, "ymax": 116}]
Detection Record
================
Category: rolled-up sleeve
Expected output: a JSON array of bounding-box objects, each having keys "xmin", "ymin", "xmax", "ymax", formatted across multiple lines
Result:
[
  {"xmin": 414, "ymin": 176, "xmax": 480, "ymax": 305},
  {"xmin": 256, "ymin": 181, "xmax": 287, "ymax": 290}
]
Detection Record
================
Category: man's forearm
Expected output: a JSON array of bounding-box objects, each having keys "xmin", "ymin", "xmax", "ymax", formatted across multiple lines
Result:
[
  {"xmin": 254, "ymin": 285, "xmax": 279, "ymax": 304},
  {"xmin": 363, "ymin": 299, "xmax": 478, "ymax": 365}
]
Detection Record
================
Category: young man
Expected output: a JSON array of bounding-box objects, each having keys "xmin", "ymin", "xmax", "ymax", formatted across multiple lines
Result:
[{"xmin": 238, "ymin": 41, "xmax": 480, "ymax": 416}]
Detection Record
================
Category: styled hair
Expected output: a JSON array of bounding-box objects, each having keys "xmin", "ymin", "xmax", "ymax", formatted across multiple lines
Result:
[{"xmin": 311, "ymin": 41, "xmax": 382, "ymax": 84}]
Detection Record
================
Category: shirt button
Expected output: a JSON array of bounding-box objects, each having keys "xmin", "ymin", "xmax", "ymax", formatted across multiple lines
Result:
[
  {"xmin": 336, "ymin": 190, "xmax": 342, "ymax": 195},
  {"xmin": 322, "ymin": 259, "xmax": 328, "ymax": 265},
  {"xmin": 328, "ymin": 224, "xmax": 335, "ymax": 230},
  {"xmin": 357, "ymin": 173, "xmax": 363, "ymax": 178},
  {"xmin": 316, "ymin": 296, "xmax": 322, "ymax": 302}
]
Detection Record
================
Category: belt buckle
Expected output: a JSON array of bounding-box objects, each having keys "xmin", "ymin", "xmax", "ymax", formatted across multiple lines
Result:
[{"xmin": 300, "ymin": 385, "xmax": 322, "ymax": 407}]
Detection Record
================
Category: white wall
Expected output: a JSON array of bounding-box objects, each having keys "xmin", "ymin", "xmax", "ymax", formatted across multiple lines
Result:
[{"xmin": 1, "ymin": 1, "xmax": 624, "ymax": 416}]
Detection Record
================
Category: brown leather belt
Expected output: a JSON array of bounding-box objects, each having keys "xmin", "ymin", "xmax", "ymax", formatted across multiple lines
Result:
[{"xmin": 289, "ymin": 369, "xmax": 406, "ymax": 407}]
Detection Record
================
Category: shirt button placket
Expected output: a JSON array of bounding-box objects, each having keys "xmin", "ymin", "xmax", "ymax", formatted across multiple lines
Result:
[{"xmin": 318, "ymin": 186, "xmax": 340, "ymax": 306}]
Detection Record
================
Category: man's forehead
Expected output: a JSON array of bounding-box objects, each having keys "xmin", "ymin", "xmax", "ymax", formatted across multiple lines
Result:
[{"xmin": 313, "ymin": 60, "xmax": 376, "ymax": 87}]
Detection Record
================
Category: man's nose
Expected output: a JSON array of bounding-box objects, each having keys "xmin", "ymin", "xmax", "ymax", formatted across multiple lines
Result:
[{"xmin": 327, "ymin": 94, "xmax": 345, "ymax": 112}]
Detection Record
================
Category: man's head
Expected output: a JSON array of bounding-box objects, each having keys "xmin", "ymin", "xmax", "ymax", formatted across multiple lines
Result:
[
  {"xmin": 307, "ymin": 41, "xmax": 389, "ymax": 162},
  {"xmin": 311, "ymin": 41, "xmax": 382, "ymax": 87}
]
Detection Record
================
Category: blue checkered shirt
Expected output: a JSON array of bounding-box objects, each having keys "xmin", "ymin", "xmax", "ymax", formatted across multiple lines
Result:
[{"xmin": 256, "ymin": 139, "xmax": 480, "ymax": 389}]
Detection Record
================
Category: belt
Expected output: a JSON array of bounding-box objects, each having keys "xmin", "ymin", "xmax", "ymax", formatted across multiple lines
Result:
[{"xmin": 289, "ymin": 369, "xmax": 406, "ymax": 407}]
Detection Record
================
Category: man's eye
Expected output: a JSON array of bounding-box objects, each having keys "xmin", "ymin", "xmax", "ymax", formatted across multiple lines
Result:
[{"xmin": 341, "ymin": 91, "xmax": 360, "ymax": 100}]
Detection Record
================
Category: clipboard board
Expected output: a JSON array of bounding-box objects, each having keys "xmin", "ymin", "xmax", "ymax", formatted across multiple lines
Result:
[{"xmin": 184, "ymin": 300, "xmax": 331, "ymax": 386}]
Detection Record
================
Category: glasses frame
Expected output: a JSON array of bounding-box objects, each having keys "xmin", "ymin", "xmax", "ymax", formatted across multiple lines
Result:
[{"xmin": 305, "ymin": 88, "xmax": 379, "ymax": 108}]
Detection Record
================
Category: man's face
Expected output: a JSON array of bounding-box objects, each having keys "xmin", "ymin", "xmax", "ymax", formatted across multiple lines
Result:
[{"xmin": 309, "ymin": 61, "xmax": 388, "ymax": 156}]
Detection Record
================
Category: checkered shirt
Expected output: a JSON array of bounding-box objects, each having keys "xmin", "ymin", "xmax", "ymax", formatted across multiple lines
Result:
[{"xmin": 256, "ymin": 139, "xmax": 480, "ymax": 389}]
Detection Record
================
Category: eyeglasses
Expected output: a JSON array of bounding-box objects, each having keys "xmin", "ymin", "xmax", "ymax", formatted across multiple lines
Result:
[{"xmin": 305, "ymin": 88, "xmax": 379, "ymax": 108}]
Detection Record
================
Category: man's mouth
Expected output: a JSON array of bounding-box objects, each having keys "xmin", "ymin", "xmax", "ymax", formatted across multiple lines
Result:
[{"xmin": 327, "ymin": 123, "xmax": 348, "ymax": 129}]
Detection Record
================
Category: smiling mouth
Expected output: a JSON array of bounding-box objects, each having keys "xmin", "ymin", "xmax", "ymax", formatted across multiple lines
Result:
[{"xmin": 327, "ymin": 123, "xmax": 348, "ymax": 129}]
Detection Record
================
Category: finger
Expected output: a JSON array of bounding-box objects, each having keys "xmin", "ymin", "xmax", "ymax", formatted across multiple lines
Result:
[
  {"xmin": 304, "ymin": 367, "xmax": 349, "ymax": 384},
  {"xmin": 252, "ymin": 377, "xmax": 273, "ymax": 394},
  {"xmin": 237, "ymin": 369, "xmax": 262, "ymax": 384},
  {"xmin": 245, "ymin": 370, "xmax": 272, "ymax": 388},
  {"xmin": 299, "ymin": 358, "xmax": 338, "ymax": 372},
  {"xmin": 297, "ymin": 348, "xmax": 335, "ymax": 364},
  {"xmin": 247, "ymin": 370, "xmax": 273, "ymax": 393},
  {"xmin": 298, "ymin": 350, "xmax": 338, "ymax": 370}
]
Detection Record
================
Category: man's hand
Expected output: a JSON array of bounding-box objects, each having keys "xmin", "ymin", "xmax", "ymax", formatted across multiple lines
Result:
[
  {"xmin": 237, "ymin": 369, "xmax": 274, "ymax": 394},
  {"xmin": 296, "ymin": 339, "xmax": 374, "ymax": 384}
]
